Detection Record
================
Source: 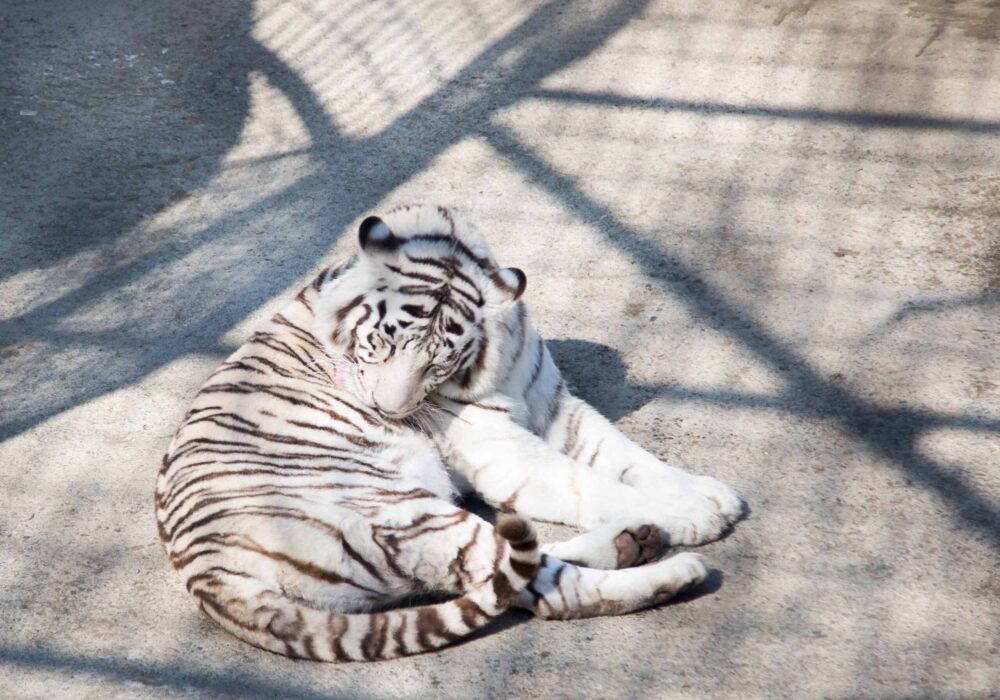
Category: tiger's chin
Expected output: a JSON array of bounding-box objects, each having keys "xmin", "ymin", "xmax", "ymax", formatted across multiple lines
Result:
[{"xmin": 372, "ymin": 402, "xmax": 418, "ymax": 420}]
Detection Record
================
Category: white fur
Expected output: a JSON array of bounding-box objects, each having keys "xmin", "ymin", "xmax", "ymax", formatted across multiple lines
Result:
[
  {"xmin": 320, "ymin": 204, "xmax": 744, "ymax": 591},
  {"xmin": 160, "ymin": 204, "xmax": 744, "ymax": 650}
]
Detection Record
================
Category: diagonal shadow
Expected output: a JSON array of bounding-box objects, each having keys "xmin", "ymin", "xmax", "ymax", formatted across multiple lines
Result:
[
  {"xmin": 3, "ymin": 0, "xmax": 994, "ymax": 549},
  {"xmin": 531, "ymin": 88, "xmax": 1000, "ymax": 134},
  {"xmin": 0, "ymin": 644, "xmax": 367, "ymax": 699},
  {"xmin": 870, "ymin": 291, "xmax": 1000, "ymax": 335},
  {"xmin": 0, "ymin": 0, "xmax": 650, "ymax": 442},
  {"xmin": 548, "ymin": 339, "xmax": 1000, "ymax": 435},
  {"xmin": 482, "ymin": 121, "xmax": 1000, "ymax": 548},
  {"xmin": 0, "ymin": 1, "xmax": 253, "ymax": 285}
]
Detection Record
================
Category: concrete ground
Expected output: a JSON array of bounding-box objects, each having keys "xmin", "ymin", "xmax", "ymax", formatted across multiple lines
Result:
[{"xmin": 1, "ymin": 0, "xmax": 998, "ymax": 697}]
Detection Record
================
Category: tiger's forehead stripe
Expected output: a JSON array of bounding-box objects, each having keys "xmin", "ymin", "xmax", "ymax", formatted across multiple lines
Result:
[
  {"xmin": 393, "ymin": 249, "xmax": 487, "ymax": 306},
  {"xmin": 395, "ymin": 266, "xmax": 484, "ymax": 309},
  {"xmin": 400, "ymin": 233, "xmax": 494, "ymax": 272},
  {"xmin": 377, "ymin": 245, "xmax": 486, "ymax": 327},
  {"xmin": 405, "ymin": 254, "xmax": 483, "ymax": 295}
]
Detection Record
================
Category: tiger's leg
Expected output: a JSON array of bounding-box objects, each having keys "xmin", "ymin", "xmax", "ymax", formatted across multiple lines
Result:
[
  {"xmin": 543, "ymin": 390, "xmax": 744, "ymax": 526},
  {"xmin": 435, "ymin": 400, "xmax": 729, "ymax": 546},
  {"xmin": 541, "ymin": 520, "xmax": 662, "ymax": 569},
  {"xmin": 516, "ymin": 551, "xmax": 708, "ymax": 619},
  {"xmin": 370, "ymin": 499, "xmax": 532, "ymax": 597}
]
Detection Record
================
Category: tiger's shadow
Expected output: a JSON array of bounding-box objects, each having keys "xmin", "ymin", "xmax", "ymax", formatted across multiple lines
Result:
[{"xmin": 545, "ymin": 338, "xmax": 654, "ymax": 423}]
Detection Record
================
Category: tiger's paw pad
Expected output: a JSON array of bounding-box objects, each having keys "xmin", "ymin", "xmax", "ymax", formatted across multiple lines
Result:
[{"xmin": 614, "ymin": 524, "xmax": 662, "ymax": 568}]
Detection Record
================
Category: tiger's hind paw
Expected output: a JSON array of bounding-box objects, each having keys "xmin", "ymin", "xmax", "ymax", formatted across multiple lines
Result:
[
  {"xmin": 540, "ymin": 519, "xmax": 663, "ymax": 570},
  {"xmin": 614, "ymin": 524, "xmax": 662, "ymax": 568},
  {"xmin": 651, "ymin": 552, "xmax": 708, "ymax": 604}
]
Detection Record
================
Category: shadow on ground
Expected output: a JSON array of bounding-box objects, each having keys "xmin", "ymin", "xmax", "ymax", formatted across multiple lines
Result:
[{"xmin": 2, "ymin": 0, "xmax": 999, "ymax": 697}]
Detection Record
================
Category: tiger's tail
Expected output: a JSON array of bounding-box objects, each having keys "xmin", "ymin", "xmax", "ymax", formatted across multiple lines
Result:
[{"xmin": 185, "ymin": 515, "xmax": 540, "ymax": 662}]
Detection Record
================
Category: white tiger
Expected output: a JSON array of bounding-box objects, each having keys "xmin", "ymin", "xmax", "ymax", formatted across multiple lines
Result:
[{"xmin": 155, "ymin": 204, "xmax": 744, "ymax": 661}]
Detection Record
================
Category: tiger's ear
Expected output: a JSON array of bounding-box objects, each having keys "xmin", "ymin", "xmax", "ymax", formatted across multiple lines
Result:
[
  {"xmin": 358, "ymin": 216, "xmax": 399, "ymax": 254},
  {"xmin": 489, "ymin": 267, "xmax": 527, "ymax": 304}
]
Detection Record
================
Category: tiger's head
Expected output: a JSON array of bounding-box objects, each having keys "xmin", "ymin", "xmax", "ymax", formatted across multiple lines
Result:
[{"xmin": 316, "ymin": 205, "xmax": 525, "ymax": 418}]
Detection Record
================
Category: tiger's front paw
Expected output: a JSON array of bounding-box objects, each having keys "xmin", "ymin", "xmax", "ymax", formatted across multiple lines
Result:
[
  {"xmin": 687, "ymin": 474, "xmax": 745, "ymax": 524},
  {"xmin": 659, "ymin": 497, "xmax": 731, "ymax": 546},
  {"xmin": 629, "ymin": 469, "xmax": 745, "ymax": 529},
  {"xmin": 584, "ymin": 477, "xmax": 742, "ymax": 547},
  {"xmin": 593, "ymin": 494, "xmax": 730, "ymax": 547}
]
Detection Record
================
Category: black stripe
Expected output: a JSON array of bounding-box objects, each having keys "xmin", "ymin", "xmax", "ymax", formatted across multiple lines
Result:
[
  {"xmin": 385, "ymin": 263, "xmax": 442, "ymax": 284},
  {"xmin": 405, "ymin": 234, "xmax": 493, "ymax": 271}
]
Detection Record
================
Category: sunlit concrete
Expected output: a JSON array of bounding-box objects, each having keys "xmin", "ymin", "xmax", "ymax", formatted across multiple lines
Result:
[{"xmin": 1, "ymin": 0, "xmax": 998, "ymax": 697}]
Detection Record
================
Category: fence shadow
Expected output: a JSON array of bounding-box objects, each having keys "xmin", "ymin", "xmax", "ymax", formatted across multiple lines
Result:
[
  {"xmin": 0, "ymin": 0, "xmax": 650, "ymax": 442},
  {"xmin": 2, "ymin": 0, "xmax": 999, "ymax": 696},
  {"xmin": 0, "ymin": 644, "xmax": 366, "ymax": 699},
  {"xmin": 482, "ymin": 119, "xmax": 999, "ymax": 548}
]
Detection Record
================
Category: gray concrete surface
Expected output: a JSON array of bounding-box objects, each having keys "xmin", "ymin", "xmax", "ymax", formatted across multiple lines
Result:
[{"xmin": 1, "ymin": 0, "xmax": 998, "ymax": 697}]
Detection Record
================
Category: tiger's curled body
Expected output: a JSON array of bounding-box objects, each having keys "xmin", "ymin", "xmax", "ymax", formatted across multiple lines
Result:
[{"xmin": 155, "ymin": 204, "xmax": 744, "ymax": 661}]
